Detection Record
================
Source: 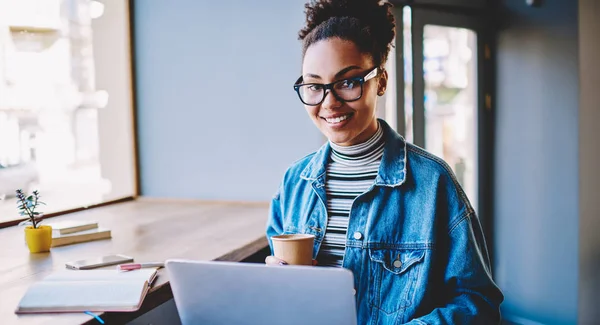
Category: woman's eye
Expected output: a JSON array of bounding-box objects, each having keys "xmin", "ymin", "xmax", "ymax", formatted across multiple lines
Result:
[
  {"xmin": 339, "ymin": 80, "xmax": 359, "ymax": 89},
  {"xmin": 308, "ymin": 85, "xmax": 323, "ymax": 92}
]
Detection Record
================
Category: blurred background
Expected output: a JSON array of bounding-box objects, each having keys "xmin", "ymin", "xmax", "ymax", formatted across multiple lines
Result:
[{"xmin": 0, "ymin": 0, "xmax": 598, "ymax": 324}]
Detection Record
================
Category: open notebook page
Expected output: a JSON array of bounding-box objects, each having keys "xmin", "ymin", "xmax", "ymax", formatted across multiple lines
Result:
[
  {"xmin": 43, "ymin": 268, "xmax": 157, "ymax": 282},
  {"xmin": 17, "ymin": 281, "xmax": 146, "ymax": 312},
  {"xmin": 16, "ymin": 268, "xmax": 158, "ymax": 313}
]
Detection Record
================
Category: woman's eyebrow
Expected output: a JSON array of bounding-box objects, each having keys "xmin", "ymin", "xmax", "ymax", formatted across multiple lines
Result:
[
  {"xmin": 304, "ymin": 73, "xmax": 322, "ymax": 80},
  {"xmin": 334, "ymin": 65, "xmax": 362, "ymax": 78},
  {"xmin": 303, "ymin": 65, "xmax": 363, "ymax": 81}
]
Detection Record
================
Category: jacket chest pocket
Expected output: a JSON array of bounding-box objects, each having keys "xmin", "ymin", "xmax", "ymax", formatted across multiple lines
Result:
[{"xmin": 368, "ymin": 248, "xmax": 426, "ymax": 314}]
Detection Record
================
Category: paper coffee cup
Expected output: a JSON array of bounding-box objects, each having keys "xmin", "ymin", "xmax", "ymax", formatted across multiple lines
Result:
[{"xmin": 271, "ymin": 234, "xmax": 315, "ymax": 265}]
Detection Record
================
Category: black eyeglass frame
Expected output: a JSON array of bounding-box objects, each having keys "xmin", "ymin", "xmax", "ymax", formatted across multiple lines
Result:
[{"xmin": 293, "ymin": 67, "xmax": 379, "ymax": 106}]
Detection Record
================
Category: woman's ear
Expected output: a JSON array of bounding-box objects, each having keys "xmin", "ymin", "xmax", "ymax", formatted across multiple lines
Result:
[{"xmin": 377, "ymin": 69, "xmax": 388, "ymax": 96}]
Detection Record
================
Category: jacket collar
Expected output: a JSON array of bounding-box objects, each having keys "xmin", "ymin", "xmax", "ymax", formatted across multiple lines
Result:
[{"xmin": 300, "ymin": 119, "xmax": 407, "ymax": 187}]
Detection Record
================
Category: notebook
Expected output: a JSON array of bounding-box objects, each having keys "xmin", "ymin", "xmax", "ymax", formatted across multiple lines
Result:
[
  {"xmin": 48, "ymin": 220, "xmax": 99, "ymax": 235},
  {"xmin": 15, "ymin": 268, "xmax": 158, "ymax": 314},
  {"xmin": 51, "ymin": 227, "xmax": 111, "ymax": 247}
]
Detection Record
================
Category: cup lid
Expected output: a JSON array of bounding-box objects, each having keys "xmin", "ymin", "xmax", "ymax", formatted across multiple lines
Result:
[{"xmin": 271, "ymin": 234, "xmax": 315, "ymax": 241}]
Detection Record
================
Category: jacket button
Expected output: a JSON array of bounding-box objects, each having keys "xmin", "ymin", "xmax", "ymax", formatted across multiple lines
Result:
[
  {"xmin": 393, "ymin": 260, "xmax": 402, "ymax": 268},
  {"xmin": 353, "ymin": 232, "xmax": 363, "ymax": 240}
]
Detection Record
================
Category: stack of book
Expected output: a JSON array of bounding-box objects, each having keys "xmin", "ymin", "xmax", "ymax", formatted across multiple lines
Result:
[{"xmin": 46, "ymin": 220, "xmax": 112, "ymax": 247}]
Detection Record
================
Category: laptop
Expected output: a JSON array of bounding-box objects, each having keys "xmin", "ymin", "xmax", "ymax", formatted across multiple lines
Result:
[{"xmin": 165, "ymin": 259, "xmax": 357, "ymax": 325}]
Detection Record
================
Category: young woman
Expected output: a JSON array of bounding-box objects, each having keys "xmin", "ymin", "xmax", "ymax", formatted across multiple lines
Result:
[{"xmin": 265, "ymin": 0, "xmax": 503, "ymax": 323}]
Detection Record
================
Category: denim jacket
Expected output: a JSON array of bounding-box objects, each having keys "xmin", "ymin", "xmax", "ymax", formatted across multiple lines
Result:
[{"xmin": 266, "ymin": 119, "xmax": 503, "ymax": 325}]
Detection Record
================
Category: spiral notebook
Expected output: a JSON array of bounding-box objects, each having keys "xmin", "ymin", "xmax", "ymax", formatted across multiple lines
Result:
[{"xmin": 15, "ymin": 268, "xmax": 158, "ymax": 314}]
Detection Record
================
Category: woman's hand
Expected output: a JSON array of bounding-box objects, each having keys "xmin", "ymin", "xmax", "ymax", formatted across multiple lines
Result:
[
  {"xmin": 265, "ymin": 255, "xmax": 288, "ymax": 266},
  {"xmin": 265, "ymin": 256, "xmax": 318, "ymax": 266}
]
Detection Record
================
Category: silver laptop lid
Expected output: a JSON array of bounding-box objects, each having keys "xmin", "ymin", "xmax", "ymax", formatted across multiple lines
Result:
[{"xmin": 166, "ymin": 259, "xmax": 357, "ymax": 325}]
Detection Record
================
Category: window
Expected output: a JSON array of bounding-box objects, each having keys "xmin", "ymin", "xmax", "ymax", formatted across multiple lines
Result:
[
  {"xmin": 423, "ymin": 24, "xmax": 478, "ymax": 210},
  {"xmin": 383, "ymin": 3, "xmax": 489, "ymax": 215},
  {"xmin": 0, "ymin": 0, "xmax": 136, "ymax": 223}
]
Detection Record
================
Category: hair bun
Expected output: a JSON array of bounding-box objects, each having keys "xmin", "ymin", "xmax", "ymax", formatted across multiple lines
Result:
[{"xmin": 299, "ymin": 0, "xmax": 395, "ymax": 49}]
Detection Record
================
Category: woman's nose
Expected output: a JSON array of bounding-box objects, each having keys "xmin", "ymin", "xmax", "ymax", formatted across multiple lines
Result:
[{"xmin": 321, "ymin": 90, "xmax": 343, "ymax": 110}]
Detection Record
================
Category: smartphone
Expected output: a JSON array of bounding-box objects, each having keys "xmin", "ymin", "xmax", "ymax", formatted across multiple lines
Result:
[{"xmin": 65, "ymin": 254, "xmax": 134, "ymax": 270}]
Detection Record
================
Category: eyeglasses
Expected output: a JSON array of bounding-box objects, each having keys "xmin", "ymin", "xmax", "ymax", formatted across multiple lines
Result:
[{"xmin": 293, "ymin": 67, "xmax": 379, "ymax": 106}]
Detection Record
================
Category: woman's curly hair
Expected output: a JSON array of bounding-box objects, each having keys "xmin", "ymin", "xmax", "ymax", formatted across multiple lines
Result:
[{"xmin": 299, "ymin": 0, "xmax": 396, "ymax": 68}]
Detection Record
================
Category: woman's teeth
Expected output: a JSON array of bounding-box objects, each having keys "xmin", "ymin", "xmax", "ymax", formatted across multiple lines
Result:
[{"xmin": 325, "ymin": 114, "xmax": 351, "ymax": 124}]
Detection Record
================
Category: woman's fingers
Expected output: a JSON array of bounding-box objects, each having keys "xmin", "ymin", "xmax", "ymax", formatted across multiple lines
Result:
[
  {"xmin": 265, "ymin": 255, "xmax": 288, "ymax": 266},
  {"xmin": 265, "ymin": 256, "xmax": 318, "ymax": 266}
]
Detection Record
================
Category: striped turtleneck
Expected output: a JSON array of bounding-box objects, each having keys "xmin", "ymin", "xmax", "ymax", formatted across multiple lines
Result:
[{"xmin": 317, "ymin": 123, "xmax": 385, "ymax": 267}]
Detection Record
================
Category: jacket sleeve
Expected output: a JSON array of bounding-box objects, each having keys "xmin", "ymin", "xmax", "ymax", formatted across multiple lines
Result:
[
  {"xmin": 405, "ymin": 212, "xmax": 504, "ymax": 325},
  {"xmin": 265, "ymin": 189, "xmax": 284, "ymax": 254}
]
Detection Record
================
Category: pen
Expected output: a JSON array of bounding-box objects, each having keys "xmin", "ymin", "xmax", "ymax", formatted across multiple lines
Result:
[{"xmin": 117, "ymin": 262, "xmax": 164, "ymax": 271}]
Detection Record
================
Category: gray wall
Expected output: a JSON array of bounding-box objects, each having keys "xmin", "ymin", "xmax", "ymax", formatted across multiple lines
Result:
[
  {"xmin": 578, "ymin": 0, "xmax": 600, "ymax": 323},
  {"xmin": 495, "ymin": 0, "xmax": 579, "ymax": 324},
  {"xmin": 134, "ymin": 0, "xmax": 323, "ymax": 201}
]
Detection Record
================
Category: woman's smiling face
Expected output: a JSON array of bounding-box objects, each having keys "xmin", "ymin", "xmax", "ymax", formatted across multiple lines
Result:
[{"xmin": 301, "ymin": 37, "xmax": 386, "ymax": 146}]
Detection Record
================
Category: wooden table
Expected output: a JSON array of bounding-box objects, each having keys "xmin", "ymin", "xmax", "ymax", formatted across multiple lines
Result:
[{"xmin": 0, "ymin": 198, "xmax": 270, "ymax": 325}]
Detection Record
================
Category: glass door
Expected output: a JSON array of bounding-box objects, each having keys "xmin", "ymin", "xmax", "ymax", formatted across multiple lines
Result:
[
  {"xmin": 421, "ymin": 19, "xmax": 479, "ymax": 211},
  {"xmin": 383, "ymin": 6, "xmax": 492, "ymax": 223}
]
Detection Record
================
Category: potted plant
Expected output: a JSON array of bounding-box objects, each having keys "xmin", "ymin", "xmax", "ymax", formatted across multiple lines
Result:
[{"xmin": 17, "ymin": 189, "xmax": 51, "ymax": 253}]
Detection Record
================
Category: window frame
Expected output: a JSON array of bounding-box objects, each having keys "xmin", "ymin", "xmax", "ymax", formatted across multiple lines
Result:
[{"xmin": 0, "ymin": 0, "xmax": 140, "ymax": 229}]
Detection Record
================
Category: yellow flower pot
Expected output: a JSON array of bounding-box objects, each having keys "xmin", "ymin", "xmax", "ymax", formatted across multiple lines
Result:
[{"xmin": 24, "ymin": 225, "xmax": 52, "ymax": 253}]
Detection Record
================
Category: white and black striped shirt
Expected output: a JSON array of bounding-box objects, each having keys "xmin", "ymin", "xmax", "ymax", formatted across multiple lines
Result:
[{"xmin": 318, "ymin": 124, "xmax": 384, "ymax": 267}]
